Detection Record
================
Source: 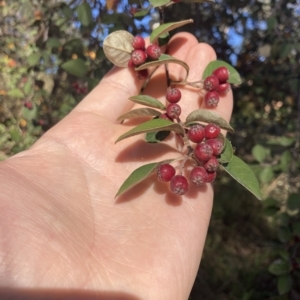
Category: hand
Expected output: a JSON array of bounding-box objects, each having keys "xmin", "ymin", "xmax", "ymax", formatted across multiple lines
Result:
[{"xmin": 0, "ymin": 33, "xmax": 233, "ymax": 300}]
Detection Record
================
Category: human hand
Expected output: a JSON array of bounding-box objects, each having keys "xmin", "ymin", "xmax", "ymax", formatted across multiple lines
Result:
[{"xmin": 0, "ymin": 33, "xmax": 233, "ymax": 300}]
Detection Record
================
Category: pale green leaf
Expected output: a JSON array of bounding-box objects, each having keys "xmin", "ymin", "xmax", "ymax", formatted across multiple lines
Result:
[{"xmin": 268, "ymin": 259, "xmax": 290, "ymax": 276}]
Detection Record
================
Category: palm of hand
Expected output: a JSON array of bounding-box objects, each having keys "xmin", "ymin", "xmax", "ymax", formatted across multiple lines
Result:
[{"xmin": 1, "ymin": 33, "xmax": 232, "ymax": 300}]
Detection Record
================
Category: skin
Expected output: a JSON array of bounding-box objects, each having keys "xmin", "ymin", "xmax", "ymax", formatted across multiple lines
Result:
[{"xmin": 0, "ymin": 33, "xmax": 233, "ymax": 300}]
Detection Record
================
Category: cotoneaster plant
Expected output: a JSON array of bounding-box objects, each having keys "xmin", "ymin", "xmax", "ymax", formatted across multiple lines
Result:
[{"xmin": 103, "ymin": 0, "xmax": 262, "ymax": 200}]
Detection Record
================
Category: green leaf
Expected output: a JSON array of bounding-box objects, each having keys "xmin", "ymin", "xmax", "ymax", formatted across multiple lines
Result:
[
  {"xmin": 8, "ymin": 126, "xmax": 22, "ymax": 143},
  {"xmin": 8, "ymin": 88, "xmax": 24, "ymax": 98},
  {"xmin": 292, "ymin": 222, "xmax": 300, "ymax": 236},
  {"xmin": 278, "ymin": 227, "xmax": 292, "ymax": 243},
  {"xmin": 277, "ymin": 275, "xmax": 292, "ymax": 295},
  {"xmin": 185, "ymin": 109, "xmax": 234, "ymax": 132},
  {"xmin": 259, "ymin": 167, "xmax": 274, "ymax": 184},
  {"xmin": 287, "ymin": 193, "xmax": 300, "ymax": 211},
  {"xmin": 135, "ymin": 54, "xmax": 189, "ymax": 79},
  {"xmin": 150, "ymin": 19, "xmax": 193, "ymax": 43},
  {"xmin": 133, "ymin": 9, "xmax": 150, "ymax": 18},
  {"xmin": 218, "ymin": 138, "xmax": 233, "ymax": 164},
  {"xmin": 202, "ymin": 60, "xmax": 242, "ymax": 84},
  {"xmin": 268, "ymin": 259, "xmax": 290, "ymax": 276},
  {"xmin": 61, "ymin": 59, "xmax": 87, "ymax": 78},
  {"xmin": 117, "ymin": 108, "xmax": 162, "ymax": 122},
  {"xmin": 223, "ymin": 155, "xmax": 262, "ymax": 200},
  {"xmin": 115, "ymin": 159, "xmax": 174, "ymax": 197},
  {"xmin": 23, "ymin": 80, "xmax": 32, "ymax": 96},
  {"xmin": 252, "ymin": 144, "xmax": 267, "ymax": 163},
  {"xmin": 46, "ymin": 38, "xmax": 60, "ymax": 48},
  {"xmin": 22, "ymin": 104, "xmax": 37, "ymax": 121},
  {"xmin": 129, "ymin": 95, "xmax": 166, "ymax": 110},
  {"xmin": 115, "ymin": 119, "xmax": 184, "ymax": 143},
  {"xmin": 280, "ymin": 150, "xmax": 292, "ymax": 172},
  {"xmin": 267, "ymin": 136, "xmax": 295, "ymax": 147},
  {"xmin": 146, "ymin": 131, "xmax": 170, "ymax": 143},
  {"xmin": 149, "ymin": 0, "xmax": 170, "ymax": 7},
  {"xmin": 76, "ymin": 2, "xmax": 93, "ymax": 27},
  {"xmin": 27, "ymin": 53, "xmax": 41, "ymax": 67}
]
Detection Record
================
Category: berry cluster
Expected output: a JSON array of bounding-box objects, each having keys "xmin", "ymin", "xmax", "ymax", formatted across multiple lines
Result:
[
  {"xmin": 128, "ymin": 36, "xmax": 162, "ymax": 80},
  {"xmin": 203, "ymin": 66, "xmax": 231, "ymax": 108},
  {"xmin": 157, "ymin": 85, "xmax": 225, "ymax": 196},
  {"xmin": 72, "ymin": 82, "xmax": 88, "ymax": 94}
]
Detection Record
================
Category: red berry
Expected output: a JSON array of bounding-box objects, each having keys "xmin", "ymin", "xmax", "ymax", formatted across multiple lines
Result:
[
  {"xmin": 136, "ymin": 69, "xmax": 148, "ymax": 80},
  {"xmin": 146, "ymin": 44, "xmax": 161, "ymax": 59},
  {"xmin": 212, "ymin": 67, "xmax": 230, "ymax": 83},
  {"xmin": 194, "ymin": 143, "xmax": 213, "ymax": 162},
  {"xmin": 206, "ymin": 139, "xmax": 224, "ymax": 156},
  {"xmin": 132, "ymin": 36, "xmax": 145, "ymax": 50},
  {"xmin": 204, "ymin": 156, "xmax": 219, "ymax": 172},
  {"xmin": 131, "ymin": 50, "xmax": 147, "ymax": 65},
  {"xmin": 166, "ymin": 87, "xmax": 181, "ymax": 103},
  {"xmin": 216, "ymin": 82, "xmax": 231, "ymax": 95},
  {"xmin": 128, "ymin": 58, "xmax": 135, "ymax": 68},
  {"xmin": 204, "ymin": 91, "xmax": 219, "ymax": 108},
  {"xmin": 160, "ymin": 113, "xmax": 173, "ymax": 121},
  {"xmin": 157, "ymin": 164, "xmax": 176, "ymax": 182},
  {"xmin": 205, "ymin": 123, "xmax": 221, "ymax": 139},
  {"xmin": 206, "ymin": 171, "xmax": 217, "ymax": 183},
  {"xmin": 204, "ymin": 75, "xmax": 219, "ymax": 91},
  {"xmin": 188, "ymin": 124, "xmax": 205, "ymax": 143},
  {"xmin": 24, "ymin": 101, "xmax": 33, "ymax": 109},
  {"xmin": 129, "ymin": 7, "xmax": 138, "ymax": 15},
  {"xmin": 170, "ymin": 175, "xmax": 189, "ymax": 195},
  {"xmin": 166, "ymin": 103, "xmax": 181, "ymax": 119},
  {"xmin": 190, "ymin": 167, "xmax": 208, "ymax": 186}
]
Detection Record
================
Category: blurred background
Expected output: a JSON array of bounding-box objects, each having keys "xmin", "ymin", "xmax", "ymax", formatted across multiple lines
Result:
[{"xmin": 0, "ymin": 0, "xmax": 300, "ymax": 298}]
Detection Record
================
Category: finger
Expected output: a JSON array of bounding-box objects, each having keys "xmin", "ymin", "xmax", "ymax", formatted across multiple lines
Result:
[{"xmin": 73, "ymin": 55, "xmax": 146, "ymax": 123}]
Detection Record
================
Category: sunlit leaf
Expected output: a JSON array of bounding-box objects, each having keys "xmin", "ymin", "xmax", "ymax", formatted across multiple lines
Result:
[
  {"xmin": 259, "ymin": 167, "xmax": 274, "ymax": 184},
  {"xmin": 61, "ymin": 59, "xmax": 87, "ymax": 77},
  {"xmin": 218, "ymin": 138, "xmax": 233, "ymax": 164},
  {"xmin": 223, "ymin": 155, "xmax": 262, "ymax": 200},
  {"xmin": 252, "ymin": 144, "xmax": 267, "ymax": 163},
  {"xmin": 149, "ymin": 0, "xmax": 170, "ymax": 7},
  {"xmin": 129, "ymin": 95, "xmax": 166, "ymax": 110},
  {"xmin": 76, "ymin": 2, "xmax": 93, "ymax": 26},
  {"xmin": 135, "ymin": 54, "xmax": 189, "ymax": 79},
  {"xmin": 202, "ymin": 60, "xmax": 242, "ymax": 84},
  {"xmin": 103, "ymin": 30, "xmax": 134, "ymax": 67},
  {"xmin": 185, "ymin": 109, "xmax": 234, "ymax": 132},
  {"xmin": 117, "ymin": 108, "xmax": 162, "ymax": 122},
  {"xmin": 134, "ymin": 9, "xmax": 150, "ymax": 18},
  {"xmin": 150, "ymin": 19, "xmax": 193, "ymax": 43},
  {"xmin": 27, "ymin": 53, "xmax": 41, "ymax": 67},
  {"xmin": 115, "ymin": 159, "xmax": 174, "ymax": 197},
  {"xmin": 115, "ymin": 118, "xmax": 184, "ymax": 143},
  {"xmin": 280, "ymin": 150, "xmax": 292, "ymax": 172}
]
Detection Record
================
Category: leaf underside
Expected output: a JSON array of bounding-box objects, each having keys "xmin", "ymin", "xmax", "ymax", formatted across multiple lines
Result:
[
  {"xmin": 185, "ymin": 109, "xmax": 234, "ymax": 132},
  {"xmin": 129, "ymin": 95, "xmax": 166, "ymax": 110},
  {"xmin": 218, "ymin": 138, "xmax": 233, "ymax": 164},
  {"xmin": 117, "ymin": 108, "xmax": 162, "ymax": 122}
]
